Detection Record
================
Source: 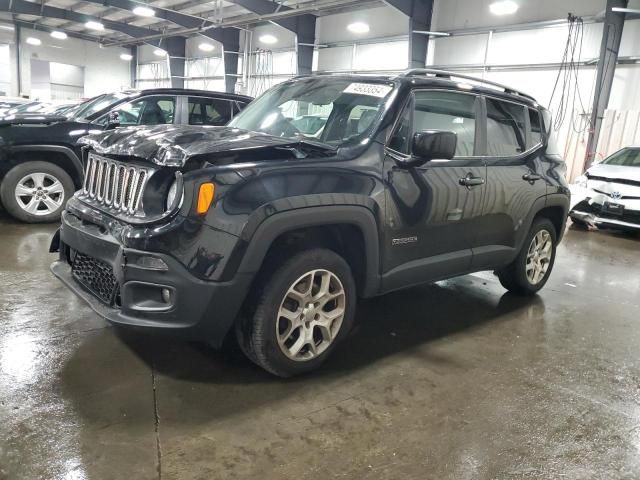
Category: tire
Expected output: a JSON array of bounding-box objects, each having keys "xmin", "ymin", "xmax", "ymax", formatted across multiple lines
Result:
[
  {"xmin": 236, "ymin": 248, "xmax": 357, "ymax": 377},
  {"xmin": 0, "ymin": 161, "xmax": 74, "ymax": 223},
  {"xmin": 496, "ymin": 218, "xmax": 557, "ymax": 295}
]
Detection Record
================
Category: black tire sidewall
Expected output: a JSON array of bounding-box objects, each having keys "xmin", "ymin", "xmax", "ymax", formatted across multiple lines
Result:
[
  {"xmin": 248, "ymin": 249, "xmax": 357, "ymax": 377},
  {"xmin": 515, "ymin": 218, "xmax": 557, "ymax": 293},
  {"xmin": 0, "ymin": 161, "xmax": 74, "ymax": 223}
]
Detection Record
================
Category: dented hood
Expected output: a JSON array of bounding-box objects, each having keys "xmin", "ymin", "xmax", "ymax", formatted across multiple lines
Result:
[{"xmin": 78, "ymin": 124, "xmax": 331, "ymax": 167}]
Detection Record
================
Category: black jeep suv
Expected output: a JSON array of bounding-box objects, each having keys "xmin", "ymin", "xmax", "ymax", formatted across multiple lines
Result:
[
  {"xmin": 50, "ymin": 71, "xmax": 570, "ymax": 377},
  {"xmin": 0, "ymin": 88, "xmax": 251, "ymax": 223}
]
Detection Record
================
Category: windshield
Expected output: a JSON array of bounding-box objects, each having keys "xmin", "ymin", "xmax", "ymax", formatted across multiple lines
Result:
[
  {"xmin": 72, "ymin": 92, "xmax": 132, "ymax": 120},
  {"xmin": 602, "ymin": 148, "xmax": 640, "ymax": 167},
  {"xmin": 228, "ymin": 78, "xmax": 395, "ymax": 147}
]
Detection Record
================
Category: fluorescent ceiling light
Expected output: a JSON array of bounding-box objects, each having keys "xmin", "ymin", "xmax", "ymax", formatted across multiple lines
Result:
[
  {"xmin": 85, "ymin": 21, "xmax": 105, "ymax": 31},
  {"xmin": 347, "ymin": 22, "xmax": 370, "ymax": 34},
  {"xmin": 153, "ymin": 48, "xmax": 167, "ymax": 57},
  {"xmin": 489, "ymin": 1, "xmax": 519, "ymax": 15},
  {"xmin": 26, "ymin": 37, "xmax": 42, "ymax": 46},
  {"xmin": 198, "ymin": 42, "xmax": 215, "ymax": 52},
  {"xmin": 132, "ymin": 6, "xmax": 155, "ymax": 17},
  {"xmin": 0, "ymin": 25, "xmax": 14, "ymax": 31},
  {"xmin": 259, "ymin": 34, "xmax": 277, "ymax": 44},
  {"xmin": 120, "ymin": 53, "xmax": 133, "ymax": 61},
  {"xmin": 50, "ymin": 31, "xmax": 67, "ymax": 40}
]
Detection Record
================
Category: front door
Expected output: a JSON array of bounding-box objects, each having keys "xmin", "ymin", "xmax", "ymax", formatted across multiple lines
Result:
[{"xmin": 382, "ymin": 89, "xmax": 487, "ymax": 293}]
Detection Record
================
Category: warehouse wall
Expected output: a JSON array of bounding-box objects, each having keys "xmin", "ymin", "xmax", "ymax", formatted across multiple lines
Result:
[{"xmin": 12, "ymin": 29, "xmax": 131, "ymax": 99}]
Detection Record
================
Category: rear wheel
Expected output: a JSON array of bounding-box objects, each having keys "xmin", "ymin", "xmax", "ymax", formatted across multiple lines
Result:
[
  {"xmin": 0, "ymin": 161, "xmax": 74, "ymax": 223},
  {"xmin": 236, "ymin": 248, "xmax": 356, "ymax": 377},
  {"xmin": 497, "ymin": 218, "xmax": 557, "ymax": 295}
]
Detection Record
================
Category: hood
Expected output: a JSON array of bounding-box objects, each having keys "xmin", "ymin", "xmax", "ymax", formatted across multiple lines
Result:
[
  {"xmin": 0, "ymin": 113, "xmax": 69, "ymax": 126},
  {"xmin": 78, "ymin": 124, "xmax": 337, "ymax": 167},
  {"xmin": 587, "ymin": 162, "xmax": 640, "ymax": 183}
]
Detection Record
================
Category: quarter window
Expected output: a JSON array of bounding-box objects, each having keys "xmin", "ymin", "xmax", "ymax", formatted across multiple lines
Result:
[
  {"xmin": 188, "ymin": 97, "xmax": 233, "ymax": 126},
  {"xmin": 389, "ymin": 90, "xmax": 477, "ymax": 157},
  {"xmin": 486, "ymin": 98, "xmax": 526, "ymax": 156},
  {"xmin": 528, "ymin": 108, "xmax": 543, "ymax": 147}
]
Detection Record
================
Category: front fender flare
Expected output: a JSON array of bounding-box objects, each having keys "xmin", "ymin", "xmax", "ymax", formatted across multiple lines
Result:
[{"xmin": 228, "ymin": 205, "xmax": 382, "ymax": 298}]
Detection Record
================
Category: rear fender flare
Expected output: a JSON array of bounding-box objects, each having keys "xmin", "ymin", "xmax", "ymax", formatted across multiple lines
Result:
[{"xmin": 7, "ymin": 145, "xmax": 83, "ymax": 185}]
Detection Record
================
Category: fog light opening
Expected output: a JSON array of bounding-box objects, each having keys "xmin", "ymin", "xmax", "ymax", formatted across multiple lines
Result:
[{"xmin": 161, "ymin": 288, "xmax": 172, "ymax": 304}]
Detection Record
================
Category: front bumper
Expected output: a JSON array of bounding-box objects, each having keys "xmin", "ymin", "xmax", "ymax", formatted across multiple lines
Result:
[
  {"xmin": 569, "ymin": 193, "xmax": 640, "ymax": 231},
  {"xmin": 51, "ymin": 209, "xmax": 252, "ymax": 346}
]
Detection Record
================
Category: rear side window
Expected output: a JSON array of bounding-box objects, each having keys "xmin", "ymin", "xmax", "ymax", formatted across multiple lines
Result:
[
  {"xmin": 188, "ymin": 97, "xmax": 232, "ymax": 126},
  {"xmin": 528, "ymin": 108, "xmax": 542, "ymax": 147},
  {"xmin": 389, "ymin": 90, "xmax": 477, "ymax": 157},
  {"xmin": 486, "ymin": 98, "xmax": 526, "ymax": 156}
]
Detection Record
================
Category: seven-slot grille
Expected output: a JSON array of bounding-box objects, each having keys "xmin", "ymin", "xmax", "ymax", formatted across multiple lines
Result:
[{"xmin": 82, "ymin": 154, "xmax": 153, "ymax": 215}]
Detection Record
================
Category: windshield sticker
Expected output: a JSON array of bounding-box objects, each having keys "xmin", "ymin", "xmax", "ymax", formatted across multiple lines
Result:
[{"xmin": 343, "ymin": 83, "xmax": 393, "ymax": 98}]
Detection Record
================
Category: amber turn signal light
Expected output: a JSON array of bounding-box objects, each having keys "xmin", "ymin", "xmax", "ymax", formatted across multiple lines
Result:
[{"xmin": 196, "ymin": 182, "xmax": 215, "ymax": 214}]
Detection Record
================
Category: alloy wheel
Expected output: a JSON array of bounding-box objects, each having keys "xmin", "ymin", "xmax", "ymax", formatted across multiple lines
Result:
[
  {"xmin": 14, "ymin": 173, "xmax": 65, "ymax": 216},
  {"xmin": 526, "ymin": 229, "xmax": 553, "ymax": 285},
  {"xmin": 276, "ymin": 269, "xmax": 346, "ymax": 361}
]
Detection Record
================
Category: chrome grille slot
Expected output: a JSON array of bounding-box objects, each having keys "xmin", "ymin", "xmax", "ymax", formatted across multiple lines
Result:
[{"xmin": 81, "ymin": 154, "xmax": 154, "ymax": 217}]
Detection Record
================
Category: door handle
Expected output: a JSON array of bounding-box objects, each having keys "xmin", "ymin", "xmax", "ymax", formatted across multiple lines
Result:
[
  {"xmin": 459, "ymin": 174, "xmax": 485, "ymax": 188},
  {"xmin": 523, "ymin": 172, "xmax": 542, "ymax": 182}
]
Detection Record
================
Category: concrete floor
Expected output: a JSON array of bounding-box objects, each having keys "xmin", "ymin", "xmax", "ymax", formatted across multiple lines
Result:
[{"xmin": 0, "ymin": 213, "xmax": 639, "ymax": 480}]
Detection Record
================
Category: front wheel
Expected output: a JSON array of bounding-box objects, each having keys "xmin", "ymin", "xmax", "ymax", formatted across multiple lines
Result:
[
  {"xmin": 236, "ymin": 248, "xmax": 356, "ymax": 377},
  {"xmin": 0, "ymin": 161, "xmax": 74, "ymax": 223},
  {"xmin": 496, "ymin": 218, "xmax": 557, "ymax": 295}
]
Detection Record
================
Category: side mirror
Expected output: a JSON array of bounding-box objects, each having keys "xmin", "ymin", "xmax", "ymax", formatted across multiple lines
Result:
[
  {"xmin": 105, "ymin": 111, "xmax": 120, "ymax": 130},
  {"xmin": 406, "ymin": 130, "xmax": 457, "ymax": 167}
]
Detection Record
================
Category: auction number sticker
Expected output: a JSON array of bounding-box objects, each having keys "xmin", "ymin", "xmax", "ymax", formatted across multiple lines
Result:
[{"xmin": 343, "ymin": 83, "xmax": 393, "ymax": 98}]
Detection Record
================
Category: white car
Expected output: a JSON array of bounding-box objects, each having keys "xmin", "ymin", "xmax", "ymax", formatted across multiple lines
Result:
[{"xmin": 569, "ymin": 147, "xmax": 640, "ymax": 231}]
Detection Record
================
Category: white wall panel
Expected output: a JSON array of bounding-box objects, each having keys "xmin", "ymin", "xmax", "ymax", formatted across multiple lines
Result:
[
  {"xmin": 353, "ymin": 41, "xmax": 408, "ymax": 71},
  {"xmin": 317, "ymin": 6, "xmax": 407, "ymax": 44},
  {"xmin": 317, "ymin": 46, "xmax": 353, "ymax": 72},
  {"xmin": 432, "ymin": 35, "xmax": 487, "ymax": 66},
  {"xmin": 18, "ymin": 30, "xmax": 130, "ymax": 97},
  {"xmin": 432, "ymin": 0, "xmax": 604, "ymax": 31},
  {"xmin": 0, "ymin": 43, "xmax": 10, "ymax": 95}
]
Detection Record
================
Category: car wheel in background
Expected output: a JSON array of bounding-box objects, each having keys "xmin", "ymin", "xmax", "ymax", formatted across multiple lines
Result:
[{"xmin": 0, "ymin": 161, "xmax": 74, "ymax": 223}]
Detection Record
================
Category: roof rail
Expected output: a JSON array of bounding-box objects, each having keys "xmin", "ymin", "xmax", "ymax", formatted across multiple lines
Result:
[{"xmin": 400, "ymin": 68, "xmax": 537, "ymax": 102}]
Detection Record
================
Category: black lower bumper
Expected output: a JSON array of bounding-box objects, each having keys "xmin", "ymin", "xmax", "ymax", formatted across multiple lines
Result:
[
  {"xmin": 570, "ymin": 200, "xmax": 640, "ymax": 231},
  {"xmin": 51, "ymin": 211, "xmax": 252, "ymax": 347}
]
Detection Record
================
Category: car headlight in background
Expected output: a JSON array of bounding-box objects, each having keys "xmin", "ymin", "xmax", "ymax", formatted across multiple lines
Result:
[
  {"xmin": 574, "ymin": 174, "xmax": 588, "ymax": 189},
  {"xmin": 166, "ymin": 174, "xmax": 184, "ymax": 211}
]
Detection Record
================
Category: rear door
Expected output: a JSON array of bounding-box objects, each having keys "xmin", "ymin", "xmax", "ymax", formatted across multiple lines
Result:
[
  {"xmin": 382, "ymin": 89, "xmax": 487, "ymax": 292},
  {"xmin": 472, "ymin": 97, "xmax": 547, "ymax": 269}
]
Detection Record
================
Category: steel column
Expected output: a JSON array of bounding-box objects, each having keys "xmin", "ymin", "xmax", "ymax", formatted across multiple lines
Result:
[
  {"xmin": 165, "ymin": 37, "xmax": 187, "ymax": 88},
  {"xmin": 584, "ymin": 0, "xmax": 628, "ymax": 169},
  {"xmin": 384, "ymin": 0, "xmax": 434, "ymax": 68}
]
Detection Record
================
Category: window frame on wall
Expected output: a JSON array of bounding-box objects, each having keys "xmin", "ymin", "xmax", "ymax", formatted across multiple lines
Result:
[{"xmin": 386, "ymin": 88, "xmax": 484, "ymax": 161}]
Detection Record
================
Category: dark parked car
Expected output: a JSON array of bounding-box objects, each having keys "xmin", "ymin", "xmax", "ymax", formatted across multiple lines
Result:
[
  {"xmin": 0, "ymin": 88, "xmax": 252, "ymax": 223},
  {"xmin": 51, "ymin": 71, "xmax": 570, "ymax": 377}
]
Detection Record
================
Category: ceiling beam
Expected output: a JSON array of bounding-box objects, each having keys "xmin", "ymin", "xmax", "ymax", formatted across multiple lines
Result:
[
  {"xmin": 12, "ymin": 19, "xmax": 110, "ymax": 43},
  {"xmin": 0, "ymin": 0, "xmax": 161, "ymax": 40},
  {"xmin": 226, "ymin": 0, "xmax": 316, "ymax": 34}
]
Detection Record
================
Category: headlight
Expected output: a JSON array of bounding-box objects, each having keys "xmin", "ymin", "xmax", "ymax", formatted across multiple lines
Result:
[
  {"xmin": 574, "ymin": 174, "xmax": 588, "ymax": 189},
  {"xmin": 166, "ymin": 176, "xmax": 184, "ymax": 211}
]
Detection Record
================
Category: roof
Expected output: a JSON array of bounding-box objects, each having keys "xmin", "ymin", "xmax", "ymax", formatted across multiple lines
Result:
[
  {"xmin": 293, "ymin": 70, "xmax": 540, "ymax": 107},
  {"xmin": 128, "ymin": 88, "xmax": 253, "ymax": 102}
]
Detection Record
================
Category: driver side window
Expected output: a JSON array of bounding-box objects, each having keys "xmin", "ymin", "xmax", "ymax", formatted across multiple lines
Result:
[
  {"xmin": 108, "ymin": 96, "xmax": 176, "ymax": 126},
  {"xmin": 389, "ymin": 90, "xmax": 477, "ymax": 157}
]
